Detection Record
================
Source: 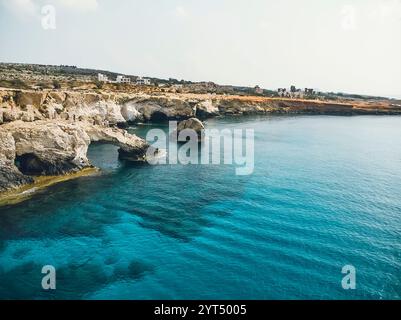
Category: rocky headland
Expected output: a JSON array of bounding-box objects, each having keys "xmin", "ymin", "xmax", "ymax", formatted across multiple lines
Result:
[{"xmin": 1, "ymin": 87, "xmax": 401, "ymax": 200}]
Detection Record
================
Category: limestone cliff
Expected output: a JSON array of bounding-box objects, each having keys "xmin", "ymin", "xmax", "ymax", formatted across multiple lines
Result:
[
  {"xmin": 2, "ymin": 89, "xmax": 400, "ymax": 129},
  {"xmin": 0, "ymin": 131, "xmax": 34, "ymax": 192},
  {"xmin": 0, "ymin": 120, "xmax": 150, "ymax": 193}
]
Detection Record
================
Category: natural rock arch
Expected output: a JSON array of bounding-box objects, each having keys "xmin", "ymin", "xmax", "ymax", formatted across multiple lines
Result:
[{"xmin": 0, "ymin": 120, "xmax": 151, "ymax": 192}]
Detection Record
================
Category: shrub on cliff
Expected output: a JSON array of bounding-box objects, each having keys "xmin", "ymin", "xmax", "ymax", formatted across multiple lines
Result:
[
  {"xmin": 52, "ymin": 80, "xmax": 61, "ymax": 89},
  {"xmin": 94, "ymin": 80, "xmax": 103, "ymax": 89}
]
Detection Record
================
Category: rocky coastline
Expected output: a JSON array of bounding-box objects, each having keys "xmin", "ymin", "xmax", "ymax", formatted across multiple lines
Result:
[{"xmin": 1, "ymin": 88, "xmax": 401, "ymax": 200}]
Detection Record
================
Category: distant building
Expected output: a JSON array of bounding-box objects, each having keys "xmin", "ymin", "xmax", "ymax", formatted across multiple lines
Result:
[
  {"xmin": 116, "ymin": 75, "xmax": 131, "ymax": 83},
  {"xmin": 98, "ymin": 73, "xmax": 109, "ymax": 82},
  {"xmin": 278, "ymin": 88, "xmax": 287, "ymax": 97},
  {"xmin": 136, "ymin": 77, "xmax": 151, "ymax": 85},
  {"xmin": 304, "ymin": 88, "xmax": 315, "ymax": 95},
  {"xmin": 254, "ymin": 85, "xmax": 263, "ymax": 94},
  {"xmin": 279, "ymin": 86, "xmax": 317, "ymax": 97},
  {"xmin": 294, "ymin": 89, "xmax": 304, "ymax": 99},
  {"xmin": 277, "ymin": 86, "xmax": 304, "ymax": 98},
  {"xmin": 99, "ymin": 73, "xmax": 132, "ymax": 84}
]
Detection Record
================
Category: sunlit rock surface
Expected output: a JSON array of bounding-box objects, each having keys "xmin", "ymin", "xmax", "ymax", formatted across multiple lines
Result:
[{"xmin": 0, "ymin": 120, "xmax": 149, "ymax": 192}]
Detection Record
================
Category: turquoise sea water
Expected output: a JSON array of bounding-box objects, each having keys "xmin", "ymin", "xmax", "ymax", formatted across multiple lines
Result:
[{"xmin": 0, "ymin": 116, "xmax": 401, "ymax": 299}]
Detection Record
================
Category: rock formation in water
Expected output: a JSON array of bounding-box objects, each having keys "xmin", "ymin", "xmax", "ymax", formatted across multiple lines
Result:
[
  {"xmin": 1, "ymin": 88, "xmax": 401, "ymax": 194},
  {"xmin": 85, "ymin": 124, "xmax": 150, "ymax": 161},
  {"xmin": 175, "ymin": 118, "xmax": 206, "ymax": 142},
  {"xmin": 0, "ymin": 120, "xmax": 150, "ymax": 193}
]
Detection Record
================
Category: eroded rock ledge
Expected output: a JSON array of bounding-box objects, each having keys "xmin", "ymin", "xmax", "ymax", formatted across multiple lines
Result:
[
  {"xmin": 2, "ymin": 89, "xmax": 401, "ymax": 128},
  {"xmin": 0, "ymin": 120, "xmax": 150, "ymax": 193}
]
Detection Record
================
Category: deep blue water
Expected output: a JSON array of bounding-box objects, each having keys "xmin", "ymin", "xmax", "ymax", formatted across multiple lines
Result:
[{"xmin": 0, "ymin": 116, "xmax": 401, "ymax": 299}]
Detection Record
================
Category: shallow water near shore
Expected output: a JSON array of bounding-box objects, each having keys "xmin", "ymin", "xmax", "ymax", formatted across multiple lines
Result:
[
  {"xmin": 0, "ymin": 115, "xmax": 401, "ymax": 299},
  {"xmin": 0, "ymin": 168, "xmax": 99, "ymax": 207}
]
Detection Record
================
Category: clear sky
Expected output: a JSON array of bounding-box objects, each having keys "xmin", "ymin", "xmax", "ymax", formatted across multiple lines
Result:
[{"xmin": 0, "ymin": 0, "xmax": 400, "ymax": 97}]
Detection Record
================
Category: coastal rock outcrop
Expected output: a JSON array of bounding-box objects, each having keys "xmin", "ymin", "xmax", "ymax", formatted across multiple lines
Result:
[
  {"xmin": 1, "ymin": 87, "xmax": 401, "ymax": 196},
  {"xmin": 0, "ymin": 90, "xmax": 127, "ymax": 126},
  {"xmin": 0, "ymin": 120, "xmax": 151, "ymax": 192},
  {"xmin": 3, "ymin": 89, "xmax": 401, "ymax": 130},
  {"xmin": 175, "ymin": 118, "xmax": 205, "ymax": 142},
  {"xmin": 7, "ymin": 120, "xmax": 91, "ymax": 175},
  {"xmin": 0, "ymin": 131, "xmax": 34, "ymax": 192},
  {"xmin": 121, "ymin": 97, "xmax": 195, "ymax": 122},
  {"xmin": 85, "ymin": 125, "xmax": 150, "ymax": 161},
  {"xmin": 195, "ymin": 100, "xmax": 219, "ymax": 119},
  {"xmin": 121, "ymin": 103, "xmax": 142, "ymax": 122}
]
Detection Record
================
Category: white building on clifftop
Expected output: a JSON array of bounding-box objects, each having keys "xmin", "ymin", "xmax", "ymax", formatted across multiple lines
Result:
[
  {"xmin": 98, "ymin": 73, "xmax": 109, "ymax": 82},
  {"xmin": 116, "ymin": 75, "xmax": 131, "ymax": 83},
  {"xmin": 136, "ymin": 77, "xmax": 151, "ymax": 85}
]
